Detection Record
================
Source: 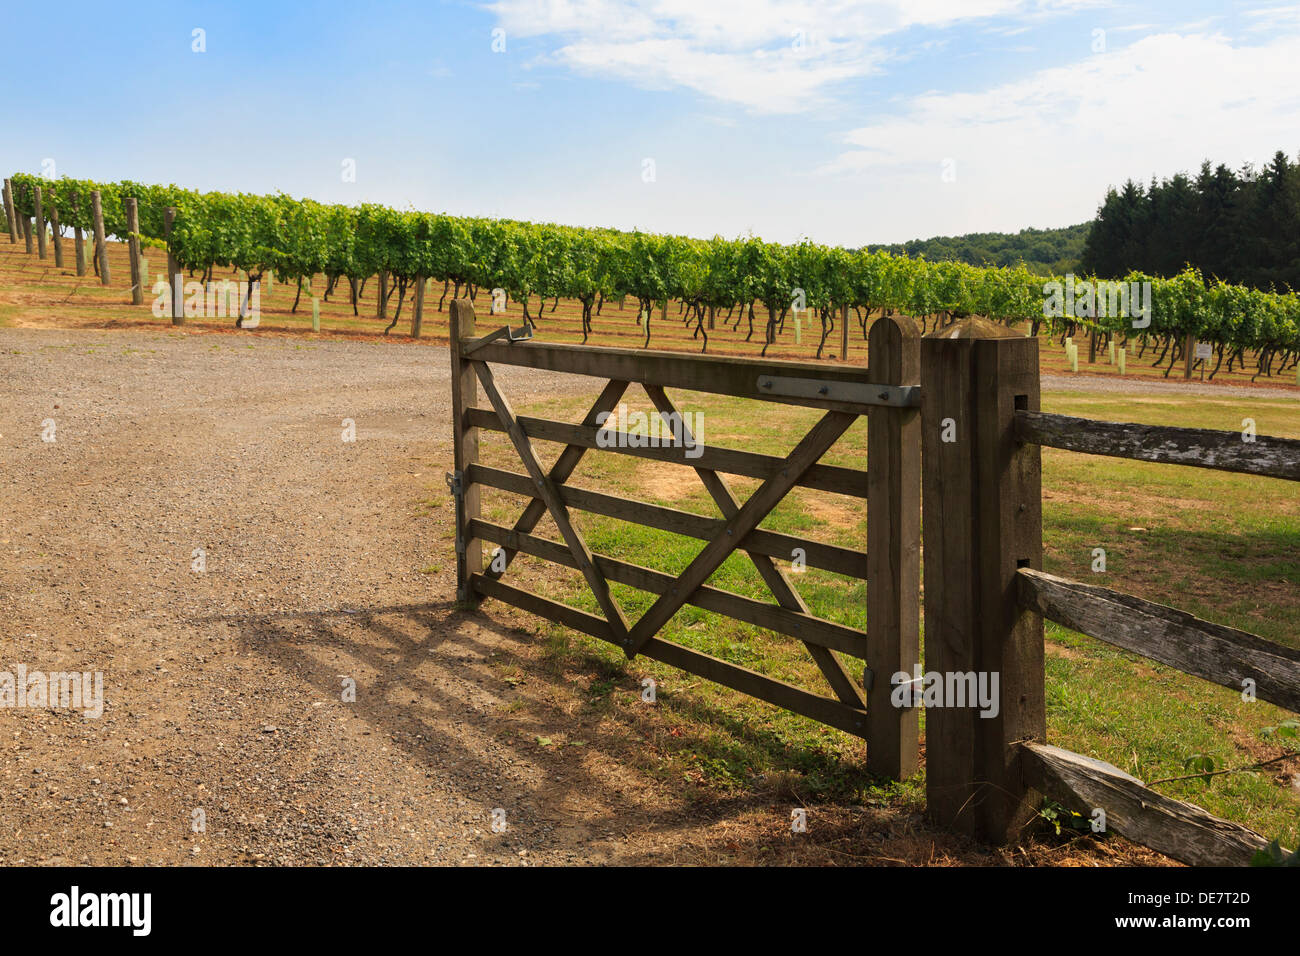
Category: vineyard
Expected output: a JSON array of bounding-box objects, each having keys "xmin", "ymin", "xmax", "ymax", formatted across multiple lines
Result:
[{"xmin": 5, "ymin": 171, "xmax": 1300, "ymax": 382}]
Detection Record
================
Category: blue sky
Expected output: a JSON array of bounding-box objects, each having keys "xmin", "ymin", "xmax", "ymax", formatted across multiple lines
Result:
[{"xmin": 3, "ymin": 0, "xmax": 1298, "ymax": 245}]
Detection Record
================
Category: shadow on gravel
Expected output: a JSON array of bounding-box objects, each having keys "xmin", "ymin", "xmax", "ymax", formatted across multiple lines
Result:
[
  {"xmin": 185, "ymin": 595, "xmax": 1026, "ymax": 866},
  {"xmin": 196, "ymin": 601, "xmax": 1155, "ymax": 865},
  {"xmin": 205, "ymin": 601, "xmax": 749, "ymax": 859}
]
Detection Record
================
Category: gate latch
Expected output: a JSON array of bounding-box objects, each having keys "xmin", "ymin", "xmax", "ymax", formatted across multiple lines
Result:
[{"xmin": 445, "ymin": 470, "xmax": 466, "ymax": 555}]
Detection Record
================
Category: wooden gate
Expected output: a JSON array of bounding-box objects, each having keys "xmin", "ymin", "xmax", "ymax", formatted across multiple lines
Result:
[{"xmin": 447, "ymin": 299, "xmax": 922, "ymax": 778}]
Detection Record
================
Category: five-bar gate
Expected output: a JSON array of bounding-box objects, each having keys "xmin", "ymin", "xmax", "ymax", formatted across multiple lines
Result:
[{"xmin": 447, "ymin": 299, "xmax": 922, "ymax": 779}]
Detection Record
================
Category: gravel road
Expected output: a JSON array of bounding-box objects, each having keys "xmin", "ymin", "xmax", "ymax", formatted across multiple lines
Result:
[
  {"xmin": 0, "ymin": 327, "xmax": 652, "ymax": 866},
  {"xmin": 1042, "ymin": 372, "xmax": 1300, "ymax": 400}
]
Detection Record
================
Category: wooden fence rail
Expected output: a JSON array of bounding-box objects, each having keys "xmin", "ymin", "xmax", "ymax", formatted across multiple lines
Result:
[
  {"xmin": 1017, "ymin": 567, "xmax": 1300, "ymax": 713},
  {"xmin": 921, "ymin": 317, "xmax": 1295, "ymax": 863},
  {"xmin": 469, "ymin": 517, "xmax": 868, "ymax": 657},
  {"xmin": 469, "ymin": 464, "xmax": 867, "ymax": 577},
  {"xmin": 463, "ymin": 407, "xmax": 869, "ymax": 495},
  {"xmin": 465, "ymin": 338, "xmax": 908, "ymax": 415},
  {"xmin": 1015, "ymin": 409, "xmax": 1300, "ymax": 481},
  {"xmin": 1019, "ymin": 742, "xmax": 1273, "ymax": 866}
]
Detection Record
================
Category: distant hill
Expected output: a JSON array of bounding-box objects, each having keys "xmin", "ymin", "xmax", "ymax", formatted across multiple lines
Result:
[{"xmin": 865, "ymin": 223, "xmax": 1088, "ymax": 276}]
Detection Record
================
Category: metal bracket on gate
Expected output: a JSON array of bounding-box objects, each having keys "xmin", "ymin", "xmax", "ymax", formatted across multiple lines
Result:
[
  {"xmin": 461, "ymin": 323, "xmax": 534, "ymax": 356},
  {"xmin": 445, "ymin": 470, "xmax": 466, "ymax": 555},
  {"xmin": 757, "ymin": 375, "xmax": 920, "ymax": 408}
]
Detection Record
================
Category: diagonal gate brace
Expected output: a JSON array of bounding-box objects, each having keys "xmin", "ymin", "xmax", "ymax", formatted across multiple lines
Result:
[
  {"xmin": 484, "ymin": 378, "xmax": 629, "ymax": 582},
  {"xmin": 644, "ymin": 385, "xmax": 866, "ymax": 707},
  {"xmin": 623, "ymin": 409, "xmax": 857, "ymax": 657},
  {"xmin": 471, "ymin": 360, "xmax": 631, "ymax": 645}
]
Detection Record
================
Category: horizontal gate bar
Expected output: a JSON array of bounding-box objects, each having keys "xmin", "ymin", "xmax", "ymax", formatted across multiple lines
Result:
[
  {"xmin": 469, "ymin": 464, "xmax": 867, "ymax": 579},
  {"xmin": 470, "ymin": 518, "xmax": 869, "ymax": 658},
  {"xmin": 469, "ymin": 573, "xmax": 870, "ymax": 738},
  {"xmin": 464, "ymin": 407, "xmax": 868, "ymax": 498},
  {"xmin": 465, "ymin": 338, "xmax": 886, "ymax": 415}
]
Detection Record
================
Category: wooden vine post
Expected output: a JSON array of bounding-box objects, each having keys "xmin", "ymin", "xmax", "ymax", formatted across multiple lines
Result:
[
  {"xmin": 34, "ymin": 185, "xmax": 46, "ymax": 260},
  {"xmin": 49, "ymin": 195, "xmax": 64, "ymax": 268},
  {"xmin": 126, "ymin": 198, "xmax": 144, "ymax": 305},
  {"xmin": 164, "ymin": 207, "xmax": 183, "ymax": 325},
  {"xmin": 411, "ymin": 274, "xmax": 425, "ymax": 338},
  {"xmin": 74, "ymin": 227, "xmax": 86, "ymax": 276},
  {"xmin": 920, "ymin": 318, "xmax": 1045, "ymax": 842},
  {"xmin": 840, "ymin": 303, "xmax": 849, "ymax": 361},
  {"xmin": 90, "ymin": 190, "xmax": 111, "ymax": 285},
  {"xmin": 3, "ymin": 178, "xmax": 17, "ymax": 243}
]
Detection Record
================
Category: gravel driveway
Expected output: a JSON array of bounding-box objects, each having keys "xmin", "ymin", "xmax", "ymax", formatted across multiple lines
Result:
[{"xmin": 0, "ymin": 327, "xmax": 645, "ymax": 866}]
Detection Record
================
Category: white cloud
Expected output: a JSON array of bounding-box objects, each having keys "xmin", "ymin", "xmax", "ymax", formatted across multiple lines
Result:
[
  {"xmin": 813, "ymin": 28, "xmax": 1300, "ymax": 238},
  {"xmin": 484, "ymin": 0, "xmax": 1102, "ymax": 112},
  {"xmin": 471, "ymin": 3, "xmax": 1300, "ymax": 245},
  {"xmin": 1241, "ymin": 4, "xmax": 1300, "ymax": 31}
]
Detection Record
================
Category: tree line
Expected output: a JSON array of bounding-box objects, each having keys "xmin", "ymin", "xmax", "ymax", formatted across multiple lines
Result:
[
  {"xmin": 1081, "ymin": 150, "xmax": 1300, "ymax": 292},
  {"xmin": 866, "ymin": 223, "xmax": 1088, "ymax": 276}
]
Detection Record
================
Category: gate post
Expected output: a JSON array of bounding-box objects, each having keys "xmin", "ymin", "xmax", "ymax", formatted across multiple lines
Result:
[
  {"xmin": 920, "ymin": 318, "xmax": 1045, "ymax": 842},
  {"xmin": 449, "ymin": 299, "xmax": 482, "ymax": 605},
  {"xmin": 865, "ymin": 314, "xmax": 920, "ymax": 779}
]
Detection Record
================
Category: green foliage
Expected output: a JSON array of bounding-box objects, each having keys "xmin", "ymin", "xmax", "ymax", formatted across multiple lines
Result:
[
  {"xmin": 1037, "ymin": 800, "xmax": 1093, "ymax": 836},
  {"xmin": 7, "ymin": 170, "xmax": 1298, "ymax": 354},
  {"xmin": 1261, "ymin": 718, "xmax": 1300, "ymax": 746},
  {"xmin": 1182, "ymin": 753, "xmax": 1218, "ymax": 785},
  {"xmin": 868, "ymin": 223, "xmax": 1089, "ymax": 275},
  {"xmin": 1251, "ymin": 840, "xmax": 1300, "ymax": 866}
]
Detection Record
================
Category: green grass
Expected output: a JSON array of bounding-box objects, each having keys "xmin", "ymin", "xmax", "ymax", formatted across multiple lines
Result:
[{"xmin": 476, "ymin": 383, "xmax": 1300, "ymax": 847}]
